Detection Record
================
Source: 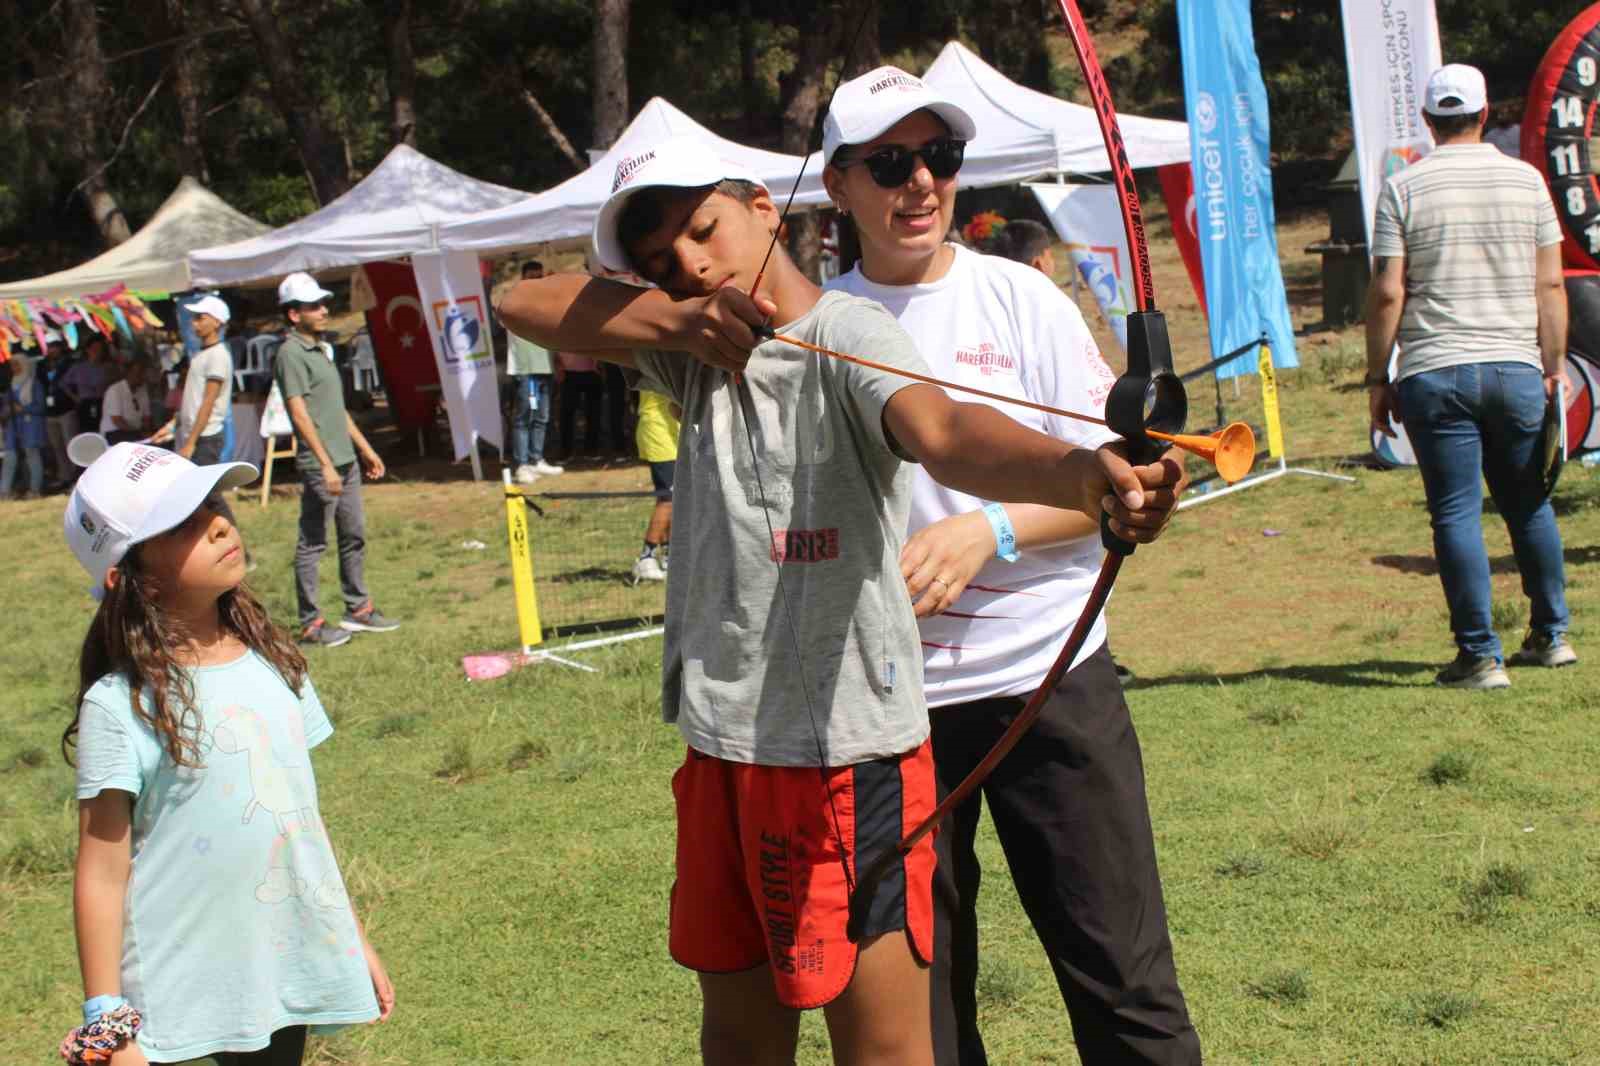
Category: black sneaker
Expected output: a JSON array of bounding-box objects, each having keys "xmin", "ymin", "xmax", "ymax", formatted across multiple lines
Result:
[
  {"xmin": 1434, "ymin": 652, "xmax": 1510, "ymax": 690},
  {"xmin": 300, "ymin": 618, "xmax": 352, "ymax": 648},
  {"xmin": 341, "ymin": 603, "xmax": 401, "ymax": 633}
]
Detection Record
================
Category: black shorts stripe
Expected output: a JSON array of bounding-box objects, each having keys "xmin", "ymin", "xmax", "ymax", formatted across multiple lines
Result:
[{"xmin": 852, "ymin": 753, "xmax": 907, "ymax": 940}]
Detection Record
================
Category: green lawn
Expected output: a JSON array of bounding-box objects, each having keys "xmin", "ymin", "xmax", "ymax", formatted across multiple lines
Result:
[{"xmin": 4, "ymin": 338, "xmax": 1599, "ymax": 1063}]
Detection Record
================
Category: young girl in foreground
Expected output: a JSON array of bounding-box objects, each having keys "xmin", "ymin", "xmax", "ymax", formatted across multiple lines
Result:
[{"xmin": 60, "ymin": 443, "xmax": 393, "ymax": 1065}]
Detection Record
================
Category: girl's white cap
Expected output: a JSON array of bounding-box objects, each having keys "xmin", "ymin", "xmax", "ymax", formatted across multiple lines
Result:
[
  {"xmin": 591, "ymin": 135, "xmax": 766, "ymax": 273},
  {"xmin": 64, "ymin": 443, "xmax": 257, "ymax": 598},
  {"xmin": 822, "ymin": 65, "xmax": 976, "ymax": 165}
]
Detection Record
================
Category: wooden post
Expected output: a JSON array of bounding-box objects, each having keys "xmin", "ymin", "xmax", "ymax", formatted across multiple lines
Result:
[{"xmin": 259, "ymin": 435, "xmax": 297, "ymax": 506}]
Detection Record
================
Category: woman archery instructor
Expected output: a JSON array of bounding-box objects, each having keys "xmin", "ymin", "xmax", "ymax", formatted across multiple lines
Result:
[{"xmin": 820, "ymin": 67, "xmax": 1201, "ymax": 1066}]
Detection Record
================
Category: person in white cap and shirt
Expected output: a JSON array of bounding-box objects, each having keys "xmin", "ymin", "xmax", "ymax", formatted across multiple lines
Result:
[
  {"xmin": 59, "ymin": 442, "xmax": 394, "ymax": 1064},
  {"xmin": 499, "ymin": 133, "xmax": 1181, "ymax": 1066},
  {"xmin": 1366, "ymin": 63, "xmax": 1572, "ymax": 689},
  {"xmin": 273, "ymin": 271, "xmax": 399, "ymax": 648},
  {"xmin": 820, "ymin": 66, "xmax": 1199, "ymax": 1066},
  {"xmin": 151, "ymin": 294, "xmax": 247, "ymax": 549}
]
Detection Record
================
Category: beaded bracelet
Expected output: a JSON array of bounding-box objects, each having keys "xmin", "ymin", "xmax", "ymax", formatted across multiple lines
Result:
[{"xmin": 59, "ymin": 1003, "xmax": 142, "ymax": 1064}]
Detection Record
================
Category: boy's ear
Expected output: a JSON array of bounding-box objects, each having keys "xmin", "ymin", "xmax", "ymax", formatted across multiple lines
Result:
[
  {"xmin": 750, "ymin": 190, "xmax": 779, "ymax": 219},
  {"xmin": 104, "ymin": 566, "xmax": 121, "ymax": 592}
]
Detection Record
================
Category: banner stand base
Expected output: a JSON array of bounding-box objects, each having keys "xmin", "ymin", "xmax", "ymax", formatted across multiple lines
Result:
[
  {"xmin": 462, "ymin": 627, "xmax": 664, "ymax": 681},
  {"xmin": 1179, "ymin": 457, "xmax": 1354, "ymax": 510}
]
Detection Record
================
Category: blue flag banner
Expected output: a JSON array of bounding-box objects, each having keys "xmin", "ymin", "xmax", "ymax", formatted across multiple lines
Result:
[{"xmin": 1176, "ymin": 0, "xmax": 1298, "ymax": 379}]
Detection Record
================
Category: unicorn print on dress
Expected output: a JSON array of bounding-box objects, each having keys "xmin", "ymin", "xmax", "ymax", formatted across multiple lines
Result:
[{"xmin": 211, "ymin": 704, "xmax": 346, "ymax": 910}]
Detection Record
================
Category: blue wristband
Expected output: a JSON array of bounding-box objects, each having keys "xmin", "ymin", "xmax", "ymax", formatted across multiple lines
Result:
[
  {"xmin": 982, "ymin": 503, "xmax": 1019, "ymax": 563},
  {"xmin": 83, "ymin": 994, "xmax": 129, "ymax": 1025}
]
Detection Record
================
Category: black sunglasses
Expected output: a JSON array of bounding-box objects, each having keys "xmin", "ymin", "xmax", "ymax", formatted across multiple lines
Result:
[{"xmin": 839, "ymin": 137, "xmax": 966, "ymax": 188}]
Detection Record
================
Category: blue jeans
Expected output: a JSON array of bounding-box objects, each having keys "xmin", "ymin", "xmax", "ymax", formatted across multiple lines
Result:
[
  {"xmin": 509, "ymin": 374, "xmax": 552, "ymax": 466},
  {"xmin": 1, "ymin": 446, "xmax": 43, "ymax": 497},
  {"xmin": 1398, "ymin": 362, "xmax": 1568, "ymax": 660}
]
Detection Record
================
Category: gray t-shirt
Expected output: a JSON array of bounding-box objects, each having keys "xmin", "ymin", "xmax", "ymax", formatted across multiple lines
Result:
[
  {"xmin": 633, "ymin": 290, "xmax": 930, "ymax": 767},
  {"xmin": 1371, "ymin": 143, "xmax": 1562, "ymax": 380}
]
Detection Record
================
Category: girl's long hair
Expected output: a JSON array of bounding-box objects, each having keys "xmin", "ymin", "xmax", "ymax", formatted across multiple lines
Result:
[{"xmin": 63, "ymin": 548, "xmax": 308, "ymax": 767}]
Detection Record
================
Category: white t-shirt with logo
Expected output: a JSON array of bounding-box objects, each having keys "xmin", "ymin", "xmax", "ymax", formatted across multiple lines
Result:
[
  {"xmin": 178, "ymin": 342, "xmax": 234, "ymax": 440},
  {"xmin": 828, "ymin": 243, "xmax": 1118, "ymax": 707}
]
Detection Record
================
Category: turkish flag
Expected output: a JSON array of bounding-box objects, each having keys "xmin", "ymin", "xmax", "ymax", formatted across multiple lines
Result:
[
  {"xmin": 362, "ymin": 260, "xmax": 442, "ymax": 432},
  {"xmin": 1157, "ymin": 163, "xmax": 1207, "ymax": 315}
]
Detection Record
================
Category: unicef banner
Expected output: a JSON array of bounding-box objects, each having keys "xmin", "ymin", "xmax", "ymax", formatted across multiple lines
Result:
[
  {"xmin": 1029, "ymin": 183, "xmax": 1134, "ymax": 353},
  {"xmin": 410, "ymin": 250, "xmax": 504, "ymax": 460},
  {"xmin": 1340, "ymin": 0, "xmax": 1441, "ymax": 246},
  {"xmin": 1176, "ymin": 0, "xmax": 1299, "ymax": 379}
]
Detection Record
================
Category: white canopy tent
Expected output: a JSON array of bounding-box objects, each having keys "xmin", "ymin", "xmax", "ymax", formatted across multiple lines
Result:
[
  {"xmin": 189, "ymin": 144, "xmax": 527, "ymax": 286},
  {"xmin": 0, "ymin": 177, "xmax": 267, "ymax": 301},
  {"xmin": 435, "ymin": 97, "xmax": 829, "ymax": 256},
  {"xmin": 920, "ymin": 40, "xmax": 1191, "ymax": 185}
]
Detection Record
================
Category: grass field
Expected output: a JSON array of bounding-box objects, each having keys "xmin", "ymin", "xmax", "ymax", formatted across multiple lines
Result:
[{"xmin": 5, "ymin": 214, "xmax": 1599, "ymax": 1063}]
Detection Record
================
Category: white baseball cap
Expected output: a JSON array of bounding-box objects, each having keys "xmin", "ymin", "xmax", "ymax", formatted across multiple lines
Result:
[
  {"xmin": 180, "ymin": 294, "xmax": 231, "ymax": 324},
  {"xmin": 64, "ymin": 443, "xmax": 257, "ymax": 598},
  {"xmin": 1423, "ymin": 64, "xmax": 1487, "ymax": 116},
  {"xmin": 591, "ymin": 135, "xmax": 767, "ymax": 273},
  {"xmin": 277, "ymin": 271, "xmax": 334, "ymax": 306},
  {"xmin": 822, "ymin": 65, "xmax": 977, "ymax": 165}
]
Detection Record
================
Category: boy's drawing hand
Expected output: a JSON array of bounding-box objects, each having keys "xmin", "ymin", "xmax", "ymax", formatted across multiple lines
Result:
[{"xmin": 679, "ymin": 287, "xmax": 777, "ymax": 375}]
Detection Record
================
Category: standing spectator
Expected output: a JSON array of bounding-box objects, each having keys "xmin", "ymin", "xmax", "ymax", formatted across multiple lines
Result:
[
  {"xmin": 99, "ymin": 359, "xmax": 159, "ymax": 445},
  {"xmin": 630, "ymin": 390, "xmax": 679, "ymax": 583},
  {"xmin": 502, "ymin": 260, "xmax": 564, "ymax": 484},
  {"xmin": 995, "ymin": 218, "xmax": 1057, "ymax": 278},
  {"xmin": 602, "ymin": 361, "xmax": 631, "ymax": 459},
  {"xmin": 1367, "ymin": 64, "xmax": 1573, "ymax": 688},
  {"xmin": 62, "ymin": 335, "xmax": 113, "ymax": 434},
  {"xmin": 2, "ymin": 354, "xmax": 47, "ymax": 499},
  {"xmin": 555, "ymin": 351, "xmax": 606, "ymax": 460},
  {"xmin": 41, "ymin": 335, "xmax": 78, "ymax": 484},
  {"xmin": 151, "ymin": 296, "xmax": 247, "ymax": 549},
  {"xmin": 274, "ymin": 272, "xmax": 401, "ymax": 648}
]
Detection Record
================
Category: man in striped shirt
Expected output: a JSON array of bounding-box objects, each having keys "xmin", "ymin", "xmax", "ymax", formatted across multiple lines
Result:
[{"xmin": 1366, "ymin": 63, "xmax": 1572, "ymax": 689}]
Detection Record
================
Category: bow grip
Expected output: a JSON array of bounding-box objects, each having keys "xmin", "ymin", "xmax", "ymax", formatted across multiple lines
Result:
[
  {"xmin": 1100, "ymin": 310, "xmax": 1186, "ymax": 554},
  {"xmin": 1100, "ymin": 510, "xmax": 1137, "ymax": 556}
]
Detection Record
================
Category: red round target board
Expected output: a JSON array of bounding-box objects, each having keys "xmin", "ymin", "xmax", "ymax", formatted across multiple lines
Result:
[
  {"xmin": 1564, "ymin": 350, "xmax": 1597, "ymax": 454},
  {"xmin": 1523, "ymin": 3, "xmax": 1600, "ymax": 271}
]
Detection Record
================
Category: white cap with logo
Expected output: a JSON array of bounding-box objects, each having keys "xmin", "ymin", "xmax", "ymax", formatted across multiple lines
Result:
[
  {"xmin": 64, "ymin": 443, "xmax": 257, "ymax": 598},
  {"xmin": 1423, "ymin": 64, "xmax": 1487, "ymax": 117},
  {"xmin": 180, "ymin": 293, "xmax": 231, "ymax": 324},
  {"xmin": 591, "ymin": 135, "xmax": 767, "ymax": 273},
  {"xmin": 822, "ymin": 65, "xmax": 977, "ymax": 165},
  {"xmin": 277, "ymin": 271, "xmax": 334, "ymax": 306}
]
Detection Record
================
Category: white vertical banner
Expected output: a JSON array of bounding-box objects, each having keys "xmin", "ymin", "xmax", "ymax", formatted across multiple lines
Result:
[
  {"xmin": 1340, "ymin": 0, "xmax": 1442, "ymax": 246},
  {"xmin": 1027, "ymin": 183, "xmax": 1132, "ymax": 352},
  {"xmin": 410, "ymin": 250, "xmax": 503, "ymax": 461}
]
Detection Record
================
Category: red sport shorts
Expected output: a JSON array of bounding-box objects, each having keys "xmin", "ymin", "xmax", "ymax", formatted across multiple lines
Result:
[{"xmin": 668, "ymin": 740, "xmax": 937, "ymax": 1009}]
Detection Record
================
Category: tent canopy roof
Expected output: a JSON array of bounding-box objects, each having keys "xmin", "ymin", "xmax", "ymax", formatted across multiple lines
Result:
[
  {"xmin": 921, "ymin": 41, "xmax": 1190, "ymax": 187},
  {"xmin": 436, "ymin": 97, "xmax": 830, "ymax": 256},
  {"xmin": 0, "ymin": 177, "xmax": 268, "ymax": 302},
  {"xmin": 189, "ymin": 144, "xmax": 527, "ymax": 286}
]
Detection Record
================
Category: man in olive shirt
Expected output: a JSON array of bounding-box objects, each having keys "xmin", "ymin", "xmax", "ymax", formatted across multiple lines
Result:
[{"xmin": 274, "ymin": 271, "xmax": 401, "ymax": 647}]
